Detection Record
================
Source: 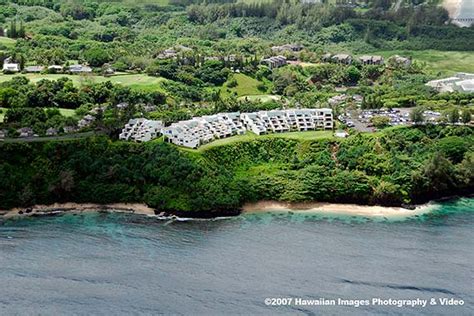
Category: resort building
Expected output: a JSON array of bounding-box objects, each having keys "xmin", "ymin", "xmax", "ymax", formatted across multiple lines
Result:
[
  {"xmin": 240, "ymin": 113, "xmax": 268, "ymax": 135},
  {"xmin": 68, "ymin": 64, "xmax": 93, "ymax": 73},
  {"xmin": 162, "ymin": 112, "xmax": 246, "ymax": 148},
  {"xmin": 261, "ymin": 55, "xmax": 287, "ymax": 69},
  {"xmin": 24, "ymin": 65, "xmax": 44, "ymax": 73},
  {"xmin": 426, "ymin": 73, "xmax": 474, "ymax": 93},
  {"xmin": 2, "ymin": 58, "xmax": 20, "ymax": 73},
  {"xmin": 119, "ymin": 118, "xmax": 163, "ymax": 142},
  {"xmin": 132, "ymin": 109, "xmax": 334, "ymax": 148}
]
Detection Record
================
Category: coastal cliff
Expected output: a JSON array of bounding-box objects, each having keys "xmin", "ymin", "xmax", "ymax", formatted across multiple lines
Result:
[{"xmin": 0, "ymin": 125, "xmax": 472, "ymax": 216}]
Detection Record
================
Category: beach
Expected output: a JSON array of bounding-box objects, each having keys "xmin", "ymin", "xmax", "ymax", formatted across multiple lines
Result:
[
  {"xmin": 0, "ymin": 200, "xmax": 438, "ymax": 219},
  {"xmin": 243, "ymin": 201, "xmax": 435, "ymax": 218}
]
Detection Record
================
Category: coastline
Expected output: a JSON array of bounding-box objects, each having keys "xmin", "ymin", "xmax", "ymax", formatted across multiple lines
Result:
[
  {"xmin": 242, "ymin": 201, "xmax": 436, "ymax": 218},
  {"xmin": 0, "ymin": 202, "xmax": 156, "ymax": 219},
  {"xmin": 0, "ymin": 200, "xmax": 439, "ymax": 220}
]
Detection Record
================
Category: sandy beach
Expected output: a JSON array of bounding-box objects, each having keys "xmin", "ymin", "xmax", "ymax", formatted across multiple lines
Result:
[
  {"xmin": 0, "ymin": 202, "xmax": 156, "ymax": 219},
  {"xmin": 443, "ymin": 0, "xmax": 463, "ymax": 19},
  {"xmin": 242, "ymin": 201, "xmax": 436, "ymax": 218}
]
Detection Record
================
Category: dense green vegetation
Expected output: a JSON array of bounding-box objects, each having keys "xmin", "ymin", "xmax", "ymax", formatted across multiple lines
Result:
[{"xmin": 0, "ymin": 125, "xmax": 472, "ymax": 213}]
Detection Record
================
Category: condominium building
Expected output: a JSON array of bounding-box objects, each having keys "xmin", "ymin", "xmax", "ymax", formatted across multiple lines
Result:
[
  {"xmin": 162, "ymin": 112, "xmax": 246, "ymax": 148},
  {"xmin": 119, "ymin": 118, "xmax": 163, "ymax": 142}
]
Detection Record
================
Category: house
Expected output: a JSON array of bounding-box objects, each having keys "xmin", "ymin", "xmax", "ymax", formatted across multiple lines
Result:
[
  {"xmin": 119, "ymin": 118, "xmax": 163, "ymax": 142},
  {"xmin": 426, "ymin": 73, "xmax": 474, "ymax": 93},
  {"xmin": 46, "ymin": 127, "xmax": 58, "ymax": 136},
  {"xmin": 78, "ymin": 114, "xmax": 96, "ymax": 129},
  {"xmin": 331, "ymin": 54, "xmax": 352, "ymax": 65},
  {"xmin": 358, "ymin": 55, "xmax": 384, "ymax": 65},
  {"xmin": 17, "ymin": 127, "xmax": 34, "ymax": 138},
  {"xmin": 322, "ymin": 53, "xmax": 333, "ymax": 62},
  {"xmin": 48, "ymin": 65, "xmax": 63, "ymax": 73},
  {"xmin": 24, "ymin": 65, "xmax": 45, "ymax": 73},
  {"xmin": 68, "ymin": 64, "xmax": 93, "ymax": 73},
  {"xmin": 3, "ymin": 58, "xmax": 20, "ymax": 73},
  {"xmin": 261, "ymin": 55, "xmax": 287, "ymax": 69},
  {"xmin": 271, "ymin": 44, "xmax": 304, "ymax": 54},
  {"xmin": 389, "ymin": 55, "xmax": 411, "ymax": 68}
]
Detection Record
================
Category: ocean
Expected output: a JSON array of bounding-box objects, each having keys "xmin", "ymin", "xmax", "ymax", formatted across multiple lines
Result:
[{"xmin": 0, "ymin": 198, "xmax": 473, "ymax": 315}]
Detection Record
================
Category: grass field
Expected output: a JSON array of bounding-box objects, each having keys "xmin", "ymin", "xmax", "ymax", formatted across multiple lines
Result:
[
  {"xmin": 0, "ymin": 73, "xmax": 167, "ymax": 92},
  {"xmin": 187, "ymin": 130, "xmax": 334, "ymax": 152},
  {"xmin": 0, "ymin": 37, "xmax": 16, "ymax": 48},
  {"xmin": 237, "ymin": 94, "xmax": 281, "ymax": 102},
  {"xmin": 221, "ymin": 73, "xmax": 266, "ymax": 97},
  {"xmin": 372, "ymin": 50, "xmax": 474, "ymax": 75}
]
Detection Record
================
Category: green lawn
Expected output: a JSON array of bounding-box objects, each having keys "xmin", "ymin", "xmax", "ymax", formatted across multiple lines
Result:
[
  {"xmin": 237, "ymin": 94, "xmax": 281, "ymax": 103},
  {"xmin": 221, "ymin": 73, "xmax": 266, "ymax": 97},
  {"xmin": 0, "ymin": 36, "xmax": 16, "ymax": 48},
  {"xmin": 57, "ymin": 108, "xmax": 76, "ymax": 117},
  {"xmin": 372, "ymin": 50, "xmax": 474, "ymax": 75},
  {"xmin": 0, "ymin": 73, "xmax": 167, "ymax": 92},
  {"xmin": 185, "ymin": 130, "xmax": 334, "ymax": 152}
]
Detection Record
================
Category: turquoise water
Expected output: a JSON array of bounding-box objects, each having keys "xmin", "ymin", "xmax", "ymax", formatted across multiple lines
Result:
[{"xmin": 0, "ymin": 198, "xmax": 473, "ymax": 315}]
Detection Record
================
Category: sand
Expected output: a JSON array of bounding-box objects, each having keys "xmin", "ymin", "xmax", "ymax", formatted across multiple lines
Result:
[{"xmin": 242, "ymin": 201, "xmax": 435, "ymax": 218}]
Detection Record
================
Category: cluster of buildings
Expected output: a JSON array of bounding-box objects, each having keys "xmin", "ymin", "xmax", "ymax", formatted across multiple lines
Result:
[
  {"xmin": 426, "ymin": 73, "xmax": 474, "ymax": 93},
  {"xmin": 321, "ymin": 53, "xmax": 410, "ymax": 67},
  {"xmin": 2, "ymin": 57, "xmax": 94, "ymax": 74},
  {"xmin": 120, "ymin": 109, "xmax": 334, "ymax": 148}
]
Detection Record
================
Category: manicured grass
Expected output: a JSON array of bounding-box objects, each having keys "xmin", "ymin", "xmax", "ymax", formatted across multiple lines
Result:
[
  {"xmin": 237, "ymin": 94, "xmax": 281, "ymax": 102},
  {"xmin": 57, "ymin": 108, "xmax": 76, "ymax": 117},
  {"xmin": 221, "ymin": 73, "xmax": 266, "ymax": 97},
  {"xmin": 0, "ymin": 36, "xmax": 16, "ymax": 48},
  {"xmin": 0, "ymin": 73, "xmax": 167, "ymax": 92},
  {"xmin": 372, "ymin": 50, "xmax": 474, "ymax": 75},
  {"xmin": 185, "ymin": 130, "xmax": 334, "ymax": 152}
]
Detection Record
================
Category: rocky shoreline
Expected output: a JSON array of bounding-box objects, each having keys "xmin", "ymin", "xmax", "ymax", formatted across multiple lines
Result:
[{"xmin": 2, "ymin": 195, "xmax": 470, "ymax": 220}]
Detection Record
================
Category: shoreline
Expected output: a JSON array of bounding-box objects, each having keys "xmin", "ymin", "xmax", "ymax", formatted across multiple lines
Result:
[
  {"xmin": 0, "ymin": 200, "xmax": 440, "ymax": 220},
  {"xmin": 242, "ymin": 201, "xmax": 437, "ymax": 218},
  {"xmin": 0, "ymin": 202, "xmax": 156, "ymax": 219}
]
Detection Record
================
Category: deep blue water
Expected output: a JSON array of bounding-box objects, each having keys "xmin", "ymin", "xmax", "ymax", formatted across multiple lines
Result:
[{"xmin": 0, "ymin": 198, "xmax": 473, "ymax": 315}]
